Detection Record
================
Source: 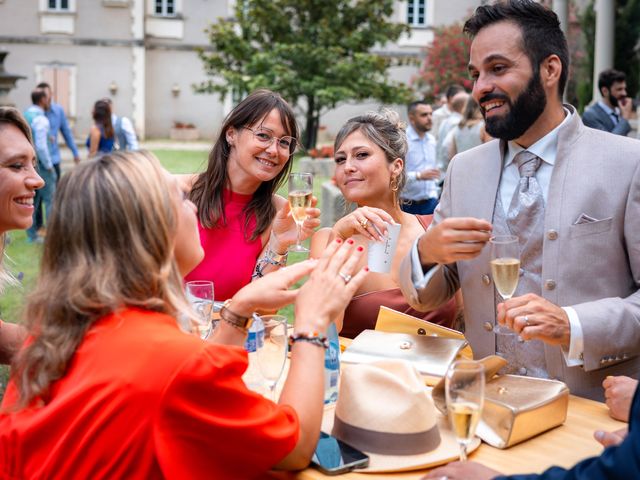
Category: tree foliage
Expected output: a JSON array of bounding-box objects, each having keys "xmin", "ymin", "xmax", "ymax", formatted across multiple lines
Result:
[
  {"xmin": 196, "ymin": 0, "xmax": 414, "ymax": 149},
  {"xmin": 412, "ymin": 24, "xmax": 472, "ymax": 101}
]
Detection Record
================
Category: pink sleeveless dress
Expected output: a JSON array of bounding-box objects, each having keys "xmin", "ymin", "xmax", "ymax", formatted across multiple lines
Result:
[{"xmin": 185, "ymin": 189, "xmax": 264, "ymax": 301}]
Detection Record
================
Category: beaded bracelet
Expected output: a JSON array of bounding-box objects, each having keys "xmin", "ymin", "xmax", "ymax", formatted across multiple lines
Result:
[
  {"xmin": 288, "ymin": 332, "xmax": 329, "ymax": 349},
  {"xmin": 252, "ymin": 247, "xmax": 289, "ymax": 279}
]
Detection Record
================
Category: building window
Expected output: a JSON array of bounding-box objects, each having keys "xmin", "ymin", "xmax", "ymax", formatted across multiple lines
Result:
[
  {"xmin": 154, "ymin": 0, "xmax": 176, "ymax": 16},
  {"xmin": 48, "ymin": 0, "xmax": 69, "ymax": 10},
  {"xmin": 407, "ymin": 0, "xmax": 426, "ymax": 27}
]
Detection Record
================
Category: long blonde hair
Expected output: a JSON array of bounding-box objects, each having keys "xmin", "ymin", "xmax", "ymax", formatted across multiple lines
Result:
[{"xmin": 11, "ymin": 151, "xmax": 191, "ymax": 409}]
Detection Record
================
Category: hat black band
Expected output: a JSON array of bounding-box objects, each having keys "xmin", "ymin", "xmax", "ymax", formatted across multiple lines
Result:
[{"xmin": 332, "ymin": 415, "xmax": 441, "ymax": 455}]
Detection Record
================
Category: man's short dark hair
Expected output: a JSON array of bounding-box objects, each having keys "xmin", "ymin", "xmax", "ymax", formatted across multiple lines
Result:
[
  {"xmin": 36, "ymin": 82, "xmax": 51, "ymax": 90},
  {"xmin": 598, "ymin": 69, "xmax": 626, "ymax": 93},
  {"xmin": 408, "ymin": 100, "xmax": 430, "ymax": 115},
  {"xmin": 31, "ymin": 88, "xmax": 47, "ymax": 106},
  {"xmin": 463, "ymin": 0, "xmax": 570, "ymax": 99},
  {"xmin": 445, "ymin": 85, "xmax": 465, "ymax": 100}
]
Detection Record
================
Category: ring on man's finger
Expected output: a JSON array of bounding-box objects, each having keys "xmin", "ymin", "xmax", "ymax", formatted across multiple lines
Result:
[{"xmin": 338, "ymin": 272, "xmax": 352, "ymax": 284}]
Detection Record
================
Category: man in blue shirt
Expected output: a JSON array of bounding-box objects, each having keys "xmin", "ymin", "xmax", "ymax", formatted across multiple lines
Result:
[
  {"xmin": 23, "ymin": 88, "xmax": 55, "ymax": 243},
  {"xmin": 400, "ymin": 101, "xmax": 440, "ymax": 215}
]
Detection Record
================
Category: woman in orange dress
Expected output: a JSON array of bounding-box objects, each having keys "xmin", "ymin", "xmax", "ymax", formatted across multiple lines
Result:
[{"xmin": 0, "ymin": 150, "xmax": 365, "ymax": 479}]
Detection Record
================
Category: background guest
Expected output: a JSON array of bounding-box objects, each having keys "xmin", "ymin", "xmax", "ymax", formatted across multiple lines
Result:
[
  {"xmin": 400, "ymin": 100, "xmax": 440, "ymax": 215},
  {"xmin": 23, "ymin": 88, "xmax": 54, "ymax": 244},
  {"xmin": 310, "ymin": 110, "xmax": 457, "ymax": 339},
  {"xmin": 448, "ymin": 96, "xmax": 492, "ymax": 160},
  {"xmin": 103, "ymin": 97, "xmax": 139, "ymax": 151},
  {"xmin": 86, "ymin": 99, "xmax": 115, "ymax": 158},
  {"xmin": 185, "ymin": 89, "xmax": 320, "ymax": 301},
  {"xmin": 431, "ymin": 84, "xmax": 465, "ymax": 140},
  {"xmin": 582, "ymin": 69, "xmax": 633, "ymax": 136},
  {"xmin": 436, "ymin": 90, "xmax": 469, "ymax": 171}
]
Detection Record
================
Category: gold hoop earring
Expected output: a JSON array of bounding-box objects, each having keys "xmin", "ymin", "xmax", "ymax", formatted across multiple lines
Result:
[{"xmin": 390, "ymin": 176, "xmax": 399, "ymax": 205}]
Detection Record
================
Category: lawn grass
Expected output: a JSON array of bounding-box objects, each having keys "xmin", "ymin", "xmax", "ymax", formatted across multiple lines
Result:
[{"xmin": 0, "ymin": 149, "xmax": 332, "ymax": 396}]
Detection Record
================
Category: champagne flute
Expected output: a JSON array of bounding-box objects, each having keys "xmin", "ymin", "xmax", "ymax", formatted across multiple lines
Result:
[
  {"xmin": 445, "ymin": 360, "xmax": 485, "ymax": 462},
  {"xmin": 490, "ymin": 235, "xmax": 520, "ymax": 334},
  {"xmin": 256, "ymin": 315, "xmax": 288, "ymax": 402},
  {"xmin": 288, "ymin": 172, "xmax": 313, "ymax": 253},
  {"xmin": 185, "ymin": 281, "xmax": 214, "ymax": 339}
]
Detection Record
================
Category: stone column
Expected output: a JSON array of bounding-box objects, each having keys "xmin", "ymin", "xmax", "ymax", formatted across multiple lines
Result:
[
  {"xmin": 593, "ymin": 0, "xmax": 615, "ymax": 101},
  {"xmin": 131, "ymin": 0, "xmax": 146, "ymax": 139},
  {"xmin": 552, "ymin": 0, "xmax": 569, "ymax": 35}
]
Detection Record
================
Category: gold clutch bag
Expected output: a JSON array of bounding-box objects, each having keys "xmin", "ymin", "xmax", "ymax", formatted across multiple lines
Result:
[
  {"xmin": 375, "ymin": 306, "xmax": 473, "ymax": 360},
  {"xmin": 432, "ymin": 356, "xmax": 570, "ymax": 448},
  {"xmin": 341, "ymin": 329, "xmax": 468, "ymax": 384}
]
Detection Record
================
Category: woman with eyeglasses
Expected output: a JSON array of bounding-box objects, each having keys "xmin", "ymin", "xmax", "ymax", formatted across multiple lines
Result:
[{"xmin": 184, "ymin": 89, "xmax": 320, "ymax": 301}]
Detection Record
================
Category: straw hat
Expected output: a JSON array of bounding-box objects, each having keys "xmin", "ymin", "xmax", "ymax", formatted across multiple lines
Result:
[{"xmin": 321, "ymin": 359, "xmax": 480, "ymax": 473}]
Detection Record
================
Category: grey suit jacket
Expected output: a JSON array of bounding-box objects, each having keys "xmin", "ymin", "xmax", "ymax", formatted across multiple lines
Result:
[
  {"xmin": 400, "ymin": 106, "xmax": 640, "ymax": 400},
  {"xmin": 582, "ymin": 102, "xmax": 631, "ymax": 136}
]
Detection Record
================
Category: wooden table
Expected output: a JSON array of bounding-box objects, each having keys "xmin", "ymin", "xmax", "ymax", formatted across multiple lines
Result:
[{"xmin": 269, "ymin": 395, "xmax": 623, "ymax": 479}]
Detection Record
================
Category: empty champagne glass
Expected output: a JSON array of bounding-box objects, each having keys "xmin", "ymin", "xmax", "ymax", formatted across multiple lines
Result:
[
  {"xmin": 185, "ymin": 281, "xmax": 214, "ymax": 339},
  {"xmin": 288, "ymin": 172, "xmax": 313, "ymax": 253},
  {"xmin": 446, "ymin": 360, "xmax": 485, "ymax": 462},
  {"xmin": 490, "ymin": 235, "xmax": 520, "ymax": 334},
  {"xmin": 256, "ymin": 315, "xmax": 288, "ymax": 401}
]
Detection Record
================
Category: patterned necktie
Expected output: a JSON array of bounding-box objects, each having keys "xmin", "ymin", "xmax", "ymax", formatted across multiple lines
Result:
[
  {"xmin": 611, "ymin": 112, "xmax": 619, "ymax": 125},
  {"xmin": 506, "ymin": 151, "xmax": 544, "ymax": 239}
]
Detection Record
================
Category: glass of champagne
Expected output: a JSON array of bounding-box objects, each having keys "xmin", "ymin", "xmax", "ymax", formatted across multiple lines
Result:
[
  {"xmin": 490, "ymin": 235, "xmax": 520, "ymax": 334},
  {"xmin": 185, "ymin": 281, "xmax": 214, "ymax": 339},
  {"xmin": 288, "ymin": 172, "xmax": 313, "ymax": 253},
  {"xmin": 256, "ymin": 315, "xmax": 288, "ymax": 402},
  {"xmin": 446, "ymin": 360, "xmax": 485, "ymax": 462}
]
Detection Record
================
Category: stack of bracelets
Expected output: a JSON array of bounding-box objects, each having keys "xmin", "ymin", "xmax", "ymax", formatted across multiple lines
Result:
[
  {"xmin": 288, "ymin": 331, "xmax": 329, "ymax": 349},
  {"xmin": 252, "ymin": 246, "xmax": 288, "ymax": 279}
]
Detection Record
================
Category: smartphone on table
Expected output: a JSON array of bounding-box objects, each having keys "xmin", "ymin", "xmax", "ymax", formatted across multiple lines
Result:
[{"xmin": 310, "ymin": 432, "xmax": 369, "ymax": 475}]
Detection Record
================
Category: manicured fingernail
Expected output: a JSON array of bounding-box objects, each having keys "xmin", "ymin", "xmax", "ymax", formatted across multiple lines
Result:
[
  {"xmin": 336, "ymin": 238, "xmax": 342, "ymax": 243},
  {"xmin": 347, "ymin": 239, "xmax": 354, "ymax": 245},
  {"xmin": 357, "ymin": 246, "xmax": 363, "ymax": 252},
  {"xmin": 594, "ymin": 431, "xmax": 604, "ymax": 441},
  {"xmin": 364, "ymin": 266, "xmax": 369, "ymax": 272}
]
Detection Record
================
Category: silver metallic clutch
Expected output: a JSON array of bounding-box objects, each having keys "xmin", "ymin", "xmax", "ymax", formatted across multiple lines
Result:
[{"xmin": 432, "ymin": 356, "xmax": 569, "ymax": 448}]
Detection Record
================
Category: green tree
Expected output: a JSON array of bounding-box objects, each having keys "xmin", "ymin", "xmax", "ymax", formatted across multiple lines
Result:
[{"xmin": 196, "ymin": 0, "xmax": 413, "ymax": 149}]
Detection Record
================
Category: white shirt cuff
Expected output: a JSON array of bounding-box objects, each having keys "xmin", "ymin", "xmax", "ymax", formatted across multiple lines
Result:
[
  {"xmin": 410, "ymin": 238, "xmax": 440, "ymax": 290},
  {"xmin": 561, "ymin": 306, "xmax": 584, "ymax": 367}
]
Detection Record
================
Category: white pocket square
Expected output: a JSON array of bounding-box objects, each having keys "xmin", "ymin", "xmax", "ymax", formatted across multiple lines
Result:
[{"xmin": 573, "ymin": 213, "xmax": 598, "ymax": 225}]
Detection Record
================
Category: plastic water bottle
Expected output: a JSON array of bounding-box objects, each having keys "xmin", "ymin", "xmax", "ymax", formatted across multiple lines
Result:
[
  {"xmin": 242, "ymin": 314, "xmax": 265, "ymax": 393},
  {"xmin": 324, "ymin": 322, "xmax": 340, "ymax": 404}
]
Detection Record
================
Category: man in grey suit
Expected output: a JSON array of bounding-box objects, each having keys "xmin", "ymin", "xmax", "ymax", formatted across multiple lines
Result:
[
  {"xmin": 582, "ymin": 69, "xmax": 633, "ymax": 136},
  {"xmin": 400, "ymin": 0, "xmax": 640, "ymax": 402}
]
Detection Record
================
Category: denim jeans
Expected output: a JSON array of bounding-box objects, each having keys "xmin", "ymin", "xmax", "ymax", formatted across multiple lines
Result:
[{"xmin": 26, "ymin": 163, "xmax": 56, "ymax": 241}]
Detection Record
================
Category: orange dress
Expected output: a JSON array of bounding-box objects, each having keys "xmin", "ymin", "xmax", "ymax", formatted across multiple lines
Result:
[{"xmin": 0, "ymin": 308, "xmax": 298, "ymax": 480}]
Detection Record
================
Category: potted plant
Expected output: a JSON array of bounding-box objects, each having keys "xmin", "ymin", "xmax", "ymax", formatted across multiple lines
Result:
[{"xmin": 170, "ymin": 121, "xmax": 200, "ymax": 141}]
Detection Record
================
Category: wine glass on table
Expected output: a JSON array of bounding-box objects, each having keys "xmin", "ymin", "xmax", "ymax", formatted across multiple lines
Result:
[
  {"xmin": 445, "ymin": 360, "xmax": 485, "ymax": 462},
  {"xmin": 185, "ymin": 280, "xmax": 214, "ymax": 339},
  {"xmin": 490, "ymin": 235, "xmax": 520, "ymax": 334},
  {"xmin": 256, "ymin": 315, "xmax": 289, "ymax": 401},
  {"xmin": 288, "ymin": 172, "xmax": 313, "ymax": 253}
]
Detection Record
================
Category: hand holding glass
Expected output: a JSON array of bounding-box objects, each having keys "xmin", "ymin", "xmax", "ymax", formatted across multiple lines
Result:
[
  {"xmin": 445, "ymin": 360, "xmax": 485, "ymax": 462},
  {"xmin": 490, "ymin": 235, "xmax": 520, "ymax": 334},
  {"xmin": 288, "ymin": 172, "xmax": 313, "ymax": 253},
  {"xmin": 185, "ymin": 281, "xmax": 214, "ymax": 339},
  {"xmin": 257, "ymin": 315, "xmax": 288, "ymax": 401}
]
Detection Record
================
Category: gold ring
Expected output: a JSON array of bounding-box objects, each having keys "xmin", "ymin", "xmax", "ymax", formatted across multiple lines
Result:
[
  {"xmin": 359, "ymin": 219, "xmax": 369, "ymax": 229},
  {"xmin": 338, "ymin": 272, "xmax": 352, "ymax": 284}
]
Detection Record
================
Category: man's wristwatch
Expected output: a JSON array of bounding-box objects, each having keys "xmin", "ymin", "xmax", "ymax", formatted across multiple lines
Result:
[{"xmin": 219, "ymin": 299, "xmax": 253, "ymax": 332}]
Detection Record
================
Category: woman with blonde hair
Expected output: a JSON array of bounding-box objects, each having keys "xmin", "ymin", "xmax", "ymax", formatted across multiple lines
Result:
[
  {"xmin": 0, "ymin": 150, "xmax": 365, "ymax": 478},
  {"xmin": 310, "ymin": 111, "xmax": 457, "ymax": 338},
  {"xmin": 0, "ymin": 107, "xmax": 44, "ymax": 363}
]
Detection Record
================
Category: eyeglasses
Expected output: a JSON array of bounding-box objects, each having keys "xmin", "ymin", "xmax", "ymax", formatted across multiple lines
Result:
[{"xmin": 243, "ymin": 127, "xmax": 298, "ymax": 154}]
